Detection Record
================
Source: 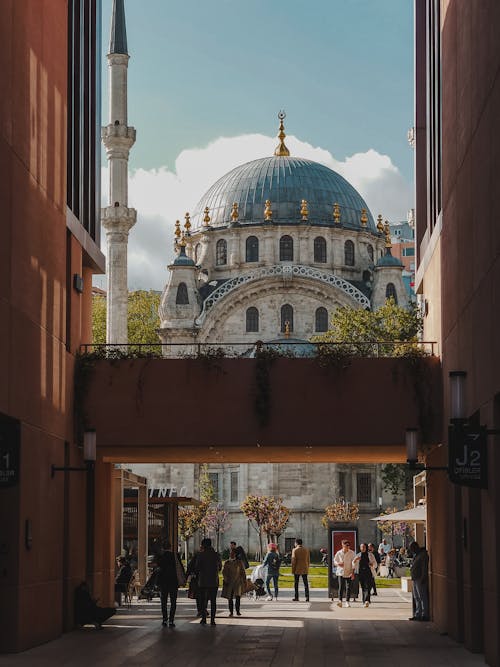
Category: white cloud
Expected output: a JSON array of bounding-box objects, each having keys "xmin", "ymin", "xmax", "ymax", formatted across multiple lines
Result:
[{"xmin": 96, "ymin": 135, "xmax": 413, "ymax": 291}]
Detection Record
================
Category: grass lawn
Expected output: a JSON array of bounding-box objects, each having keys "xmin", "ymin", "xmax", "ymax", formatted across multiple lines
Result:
[{"xmin": 227, "ymin": 564, "xmax": 406, "ymax": 589}]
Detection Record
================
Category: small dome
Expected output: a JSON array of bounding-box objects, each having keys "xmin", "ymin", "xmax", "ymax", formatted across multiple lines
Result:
[
  {"xmin": 173, "ymin": 246, "xmax": 195, "ymax": 266},
  {"xmin": 376, "ymin": 248, "xmax": 403, "ymax": 268},
  {"xmin": 192, "ymin": 156, "xmax": 375, "ymax": 231}
]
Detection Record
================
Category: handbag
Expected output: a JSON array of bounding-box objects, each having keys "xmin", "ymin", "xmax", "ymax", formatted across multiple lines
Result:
[{"xmin": 175, "ymin": 553, "xmax": 187, "ymax": 587}]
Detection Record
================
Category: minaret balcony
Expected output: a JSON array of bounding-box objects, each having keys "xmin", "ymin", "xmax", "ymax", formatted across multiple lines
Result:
[
  {"xmin": 101, "ymin": 205, "xmax": 137, "ymax": 233},
  {"xmin": 102, "ymin": 124, "xmax": 136, "ymax": 152}
]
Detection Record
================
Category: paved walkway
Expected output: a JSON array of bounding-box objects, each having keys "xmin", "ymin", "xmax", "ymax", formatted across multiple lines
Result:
[{"xmin": 0, "ymin": 589, "xmax": 485, "ymax": 666}]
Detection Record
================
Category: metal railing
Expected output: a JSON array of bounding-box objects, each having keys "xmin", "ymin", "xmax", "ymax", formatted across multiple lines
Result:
[{"xmin": 79, "ymin": 340, "xmax": 437, "ymax": 358}]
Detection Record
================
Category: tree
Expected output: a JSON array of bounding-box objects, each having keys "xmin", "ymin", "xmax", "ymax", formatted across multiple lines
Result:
[
  {"xmin": 178, "ymin": 464, "xmax": 215, "ymax": 559},
  {"xmin": 322, "ymin": 498, "xmax": 360, "ymax": 528},
  {"xmin": 202, "ymin": 504, "xmax": 231, "ymax": 552},
  {"xmin": 240, "ymin": 495, "xmax": 271, "ymax": 559},
  {"xmin": 376, "ymin": 505, "xmax": 415, "ymax": 547},
  {"xmin": 381, "ymin": 464, "xmax": 413, "ymax": 499},
  {"xmin": 261, "ymin": 497, "xmax": 290, "ymax": 548},
  {"xmin": 312, "ymin": 298, "xmax": 424, "ymax": 356},
  {"xmin": 92, "ymin": 290, "xmax": 161, "ymax": 347}
]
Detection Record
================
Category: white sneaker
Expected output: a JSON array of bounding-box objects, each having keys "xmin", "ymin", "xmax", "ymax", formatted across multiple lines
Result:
[
  {"xmin": 364, "ymin": 601, "xmax": 369, "ymax": 607},
  {"xmin": 336, "ymin": 601, "xmax": 342, "ymax": 608},
  {"xmin": 266, "ymin": 595, "xmax": 273, "ymax": 601},
  {"xmin": 345, "ymin": 602, "xmax": 350, "ymax": 608}
]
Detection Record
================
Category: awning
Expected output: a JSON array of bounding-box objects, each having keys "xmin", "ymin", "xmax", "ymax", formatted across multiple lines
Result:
[{"xmin": 370, "ymin": 505, "xmax": 426, "ymax": 524}]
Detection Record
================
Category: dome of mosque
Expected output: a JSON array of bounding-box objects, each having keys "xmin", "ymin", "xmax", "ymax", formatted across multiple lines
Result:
[{"xmin": 192, "ymin": 156, "xmax": 375, "ymax": 231}]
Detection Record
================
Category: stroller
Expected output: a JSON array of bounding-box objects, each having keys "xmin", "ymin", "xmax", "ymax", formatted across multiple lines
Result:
[
  {"xmin": 249, "ymin": 564, "xmax": 267, "ymax": 600},
  {"xmin": 139, "ymin": 567, "xmax": 160, "ymax": 601}
]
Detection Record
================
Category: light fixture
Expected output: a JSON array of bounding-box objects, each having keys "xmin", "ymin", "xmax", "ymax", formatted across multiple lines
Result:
[
  {"xmin": 449, "ymin": 371, "xmax": 467, "ymax": 421},
  {"xmin": 405, "ymin": 428, "xmax": 419, "ymax": 467},
  {"xmin": 52, "ymin": 430, "xmax": 96, "ymax": 477}
]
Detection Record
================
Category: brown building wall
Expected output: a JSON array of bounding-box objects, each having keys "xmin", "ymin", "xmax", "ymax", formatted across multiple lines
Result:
[{"xmin": 0, "ymin": 0, "xmax": 103, "ymax": 652}]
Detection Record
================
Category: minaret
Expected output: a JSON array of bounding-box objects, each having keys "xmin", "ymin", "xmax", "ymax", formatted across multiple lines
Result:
[{"xmin": 101, "ymin": 0, "xmax": 137, "ymax": 345}]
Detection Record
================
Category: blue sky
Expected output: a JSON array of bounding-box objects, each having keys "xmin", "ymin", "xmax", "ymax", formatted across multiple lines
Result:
[
  {"xmin": 101, "ymin": 0, "xmax": 413, "ymax": 180},
  {"xmin": 99, "ymin": 0, "xmax": 414, "ymax": 289}
]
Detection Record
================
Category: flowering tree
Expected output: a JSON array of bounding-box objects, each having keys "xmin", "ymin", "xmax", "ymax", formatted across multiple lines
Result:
[
  {"xmin": 322, "ymin": 497, "xmax": 360, "ymax": 528},
  {"xmin": 376, "ymin": 504, "xmax": 415, "ymax": 547},
  {"xmin": 240, "ymin": 495, "xmax": 271, "ymax": 559},
  {"xmin": 261, "ymin": 497, "xmax": 290, "ymax": 547},
  {"xmin": 178, "ymin": 464, "xmax": 215, "ymax": 559},
  {"xmin": 202, "ymin": 503, "xmax": 231, "ymax": 552}
]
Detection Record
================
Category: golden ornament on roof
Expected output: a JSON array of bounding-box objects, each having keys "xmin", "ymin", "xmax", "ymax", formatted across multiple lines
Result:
[
  {"xmin": 203, "ymin": 206, "xmax": 211, "ymax": 226},
  {"xmin": 274, "ymin": 111, "xmax": 290, "ymax": 157},
  {"xmin": 184, "ymin": 212, "xmax": 191, "ymax": 233},
  {"xmin": 174, "ymin": 220, "xmax": 181, "ymax": 239},
  {"xmin": 264, "ymin": 199, "xmax": 273, "ymax": 221},
  {"xmin": 179, "ymin": 232, "xmax": 187, "ymax": 247},
  {"xmin": 376, "ymin": 214, "xmax": 384, "ymax": 233},
  {"xmin": 360, "ymin": 208, "xmax": 368, "ymax": 226},
  {"xmin": 384, "ymin": 221, "xmax": 392, "ymax": 248},
  {"xmin": 300, "ymin": 199, "xmax": 309, "ymax": 221},
  {"xmin": 231, "ymin": 202, "xmax": 239, "ymax": 222},
  {"xmin": 284, "ymin": 321, "xmax": 290, "ymax": 338},
  {"xmin": 333, "ymin": 202, "xmax": 341, "ymax": 223}
]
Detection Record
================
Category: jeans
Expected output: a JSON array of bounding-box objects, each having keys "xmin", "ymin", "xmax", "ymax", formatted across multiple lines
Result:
[
  {"xmin": 294, "ymin": 574, "xmax": 309, "ymax": 600},
  {"xmin": 412, "ymin": 580, "xmax": 429, "ymax": 619},
  {"xmin": 359, "ymin": 573, "xmax": 372, "ymax": 603},
  {"xmin": 160, "ymin": 588, "xmax": 178, "ymax": 622},
  {"xmin": 200, "ymin": 586, "xmax": 218, "ymax": 621},
  {"xmin": 338, "ymin": 576, "xmax": 352, "ymax": 601},
  {"xmin": 266, "ymin": 574, "xmax": 279, "ymax": 598},
  {"xmin": 228, "ymin": 596, "xmax": 241, "ymax": 614}
]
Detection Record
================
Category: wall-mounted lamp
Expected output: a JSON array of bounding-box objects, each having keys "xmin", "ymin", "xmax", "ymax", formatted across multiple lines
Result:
[
  {"xmin": 51, "ymin": 430, "xmax": 96, "ymax": 477},
  {"xmin": 449, "ymin": 370, "xmax": 467, "ymax": 421},
  {"xmin": 405, "ymin": 428, "xmax": 448, "ymax": 472}
]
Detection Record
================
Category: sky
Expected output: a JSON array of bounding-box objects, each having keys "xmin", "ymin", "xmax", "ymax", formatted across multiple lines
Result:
[{"xmin": 98, "ymin": 0, "xmax": 414, "ymax": 290}]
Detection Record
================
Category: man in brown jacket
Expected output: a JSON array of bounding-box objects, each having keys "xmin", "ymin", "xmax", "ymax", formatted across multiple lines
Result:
[{"xmin": 291, "ymin": 538, "xmax": 310, "ymax": 601}]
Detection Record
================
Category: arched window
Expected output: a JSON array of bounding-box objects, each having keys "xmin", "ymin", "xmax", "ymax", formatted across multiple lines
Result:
[
  {"xmin": 246, "ymin": 236, "xmax": 259, "ymax": 262},
  {"xmin": 362, "ymin": 270, "xmax": 371, "ymax": 283},
  {"xmin": 344, "ymin": 240, "xmax": 355, "ymax": 266},
  {"xmin": 194, "ymin": 243, "xmax": 201, "ymax": 263},
  {"xmin": 367, "ymin": 244, "xmax": 374, "ymax": 262},
  {"xmin": 314, "ymin": 236, "xmax": 327, "ymax": 263},
  {"xmin": 281, "ymin": 304, "xmax": 294, "ymax": 332},
  {"xmin": 246, "ymin": 307, "xmax": 259, "ymax": 332},
  {"xmin": 216, "ymin": 239, "xmax": 227, "ymax": 265},
  {"xmin": 279, "ymin": 235, "xmax": 293, "ymax": 261},
  {"xmin": 386, "ymin": 283, "xmax": 398, "ymax": 303},
  {"xmin": 315, "ymin": 307, "xmax": 328, "ymax": 332},
  {"xmin": 175, "ymin": 282, "xmax": 189, "ymax": 305}
]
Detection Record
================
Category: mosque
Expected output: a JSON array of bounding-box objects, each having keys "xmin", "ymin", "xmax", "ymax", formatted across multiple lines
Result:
[{"xmin": 102, "ymin": 1, "xmax": 409, "ymax": 554}]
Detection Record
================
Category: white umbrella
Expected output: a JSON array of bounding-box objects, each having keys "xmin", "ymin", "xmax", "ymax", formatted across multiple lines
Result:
[{"xmin": 371, "ymin": 505, "xmax": 426, "ymax": 524}]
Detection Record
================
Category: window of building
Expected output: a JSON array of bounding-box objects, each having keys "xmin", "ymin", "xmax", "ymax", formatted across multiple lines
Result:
[
  {"xmin": 356, "ymin": 473, "xmax": 372, "ymax": 503},
  {"xmin": 230, "ymin": 471, "xmax": 239, "ymax": 503},
  {"xmin": 246, "ymin": 236, "xmax": 259, "ymax": 262},
  {"xmin": 315, "ymin": 307, "xmax": 328, "ymax": 332},
  {"xmin": 216, "ymin": 239, "xmax": 227, "ymax": 265},
  {"xmin": 285, "ymin": 537, "xmax": 296, "ymax": 553},
  {"xmin": 402, "ymin": 246, "xmax": 415, "ymax": 256},
  {"xmin": 338, "ymin": 471, "xmax": 346, "ymax": 498},
  {"xmin": 279, "ymin": 235, "xmax": 293, "ymax": 261},
  {"xmin": 386, "ymin": 283, "xmax": 398, "ymax": 303},
  {"xmin": 208, "ymin": 472, "xmax": 220, "ymax": 501},
  {"xmin": 367, "ymin": 244, "xmax": 374, "ymax": 262},
  {"xmin": 194, "ymin": 243, "xmax": 201, "ymax": 263},
  {"xmin": 344, "ymin": 240, "xmax": 355, "ymax": 266},
  {"xmin": 246, "ymin": 307, "xmax": 259, "ymax": 332},
  {"xmin": 175, "ymin": 282, "xmax": 189, "ymax": 304},
  {"xmin": 314, "ymin": 236, "xmax": 327, "ymax": 263},
  {"xmin": 362, "ymin": 270, "xmax": 371, "ymax": 283},
  {"xmin": 281, "ymin": 304, "xmax": 294, "ymax": 332}
]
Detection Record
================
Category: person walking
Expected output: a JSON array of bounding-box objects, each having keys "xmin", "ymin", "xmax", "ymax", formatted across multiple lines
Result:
[
  {"xmin": 263, "ymin": 543, "xmax": 281, "ymax": 600},
  {"xmin": 230, "ymin": 540, "xmax": 250, "ymax": 569},
  {"xmin": 368, "ymin": 543, "xmax": 380, "ymax": 596},
  {"xmin": 409, "ymin": 541, "xmax": 429, "ymax": 621},
  {"xmin": 187, "ymin": 546, "xmax": 204, "ymax": 617},
  {"xmin": 291, "ymin": 538, "xmax": 310, "ymax": 602},
  {"xmin": 334, "ymin": 539, "xmax": 356, "ymax": 607},
  {"xmin": 195, "ymin": 537, "xmax": 222, "ymax": 626},
  {"xmin": 353, "ymin": 543, "xmax": 377, "ymax": 607},
  {"xmin": 156, "ymin": 542, "xmax": 186, "ymax": 627},
  {"xmin": 221, "ymin": 548, "xmax": 246, "ymax": 616}
]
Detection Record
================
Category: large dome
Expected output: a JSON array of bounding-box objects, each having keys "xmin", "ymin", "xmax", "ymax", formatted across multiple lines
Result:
[{"xmin": 192, "ymin": 155, "xmax": 375, "ymax": 231}]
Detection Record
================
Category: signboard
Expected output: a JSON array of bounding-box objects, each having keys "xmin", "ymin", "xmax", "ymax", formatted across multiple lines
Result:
[
  {"xmin": 327, "ymin": 524, "xmax": 358, "ymax": 600},
  {"xmin": 331, "ymin": 529, "xmax": 357, "ymax": 569},
  {"xmin": 0, "ymin": 414, "xmax": 20, "ymax": 488},
  {"xmin": 448, "ymin": 424, "xmax": 488, "ymax": 489}
]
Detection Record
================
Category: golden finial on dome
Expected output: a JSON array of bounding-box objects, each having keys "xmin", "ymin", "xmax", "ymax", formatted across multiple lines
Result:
[
  {"xmin": 284, "ymin": 321, "xmax": 291, "ymax": 338},
  {"xmin": 384, "ymin": 221, "xmax": 392, "ymax": 248},
  {"xmin": 333, "ymin": 202, "xmax": 341, "ymax": 224},
  {"xmin": 376, "ymin": 214, "xmax": 384, "ymax": 233},
  {"xmin": 231, "ymin": 202, "xmax": 239, "ymax": 223},
  {"xmin": 360, "ymin": 208, "xmax": 368, "ymax": 227},
  {"xmin": 203, "ymin": 206, "xmax": 211, "ymax": 226},
  {"xmin": 274, "ymin": 111, "xmax": 291, "ymax": 157},
  {"xmin": 184, "ymin": 212, "xmax": 191, "ymax": 234},
  {"xmin": 179, "ymin": 231, "xmax": 187, "ymax": 247},
  {"xmin": 300, "ymin": 199, "xmax": 309, "ymax": 221},
  {"xmin": 264, "ymin": 199, "xmax": 273, "ymax": 221},
  {"xmin": 174, "ymin": 220, "xmax": 181, "ymax": 240}
]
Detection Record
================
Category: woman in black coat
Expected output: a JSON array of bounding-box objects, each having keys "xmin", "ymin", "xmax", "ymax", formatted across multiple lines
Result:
[{"xmin": 156, "ymin": 544, "xmax": 185, "ymax": 627}]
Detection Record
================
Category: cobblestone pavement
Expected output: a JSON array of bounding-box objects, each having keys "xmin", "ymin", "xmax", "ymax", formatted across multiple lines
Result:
[{"xmin": 0, "ymin": 589, "xmax": 486, "ymax": 666}]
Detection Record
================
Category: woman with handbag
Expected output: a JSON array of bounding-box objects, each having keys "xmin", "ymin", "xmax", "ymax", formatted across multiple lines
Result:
[
  {"xmin": 156, "ymin": 542, "xmax": 186, "ymax": 627},
  {"xmin": 187, "ymin": 548, "xmax": 204, "ymax": 617},
  {"xmin": 221, "ymin": 548, "xmax": 247, "ymax": 617},
  {"xmin": 353, "ymin": 543, "xmax": 377, "ymax": 607}
]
